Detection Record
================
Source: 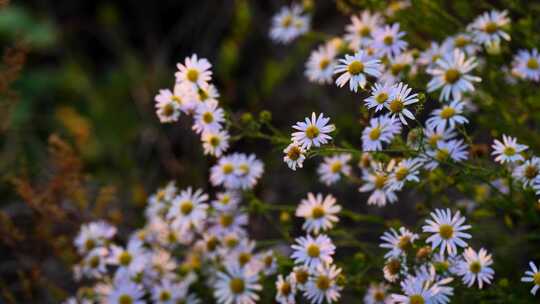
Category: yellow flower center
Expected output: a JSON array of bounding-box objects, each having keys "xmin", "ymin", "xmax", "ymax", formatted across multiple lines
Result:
[
  {"xmin": 527, "ymin": 58, "xmax": 539, "ymax": 70},
  {"xmin": 391, "ymin": 63, "xmax": 405, "ymax": 76},
  {"xmin": 238, "ymin": 164, "xmax": 249, "ymax": 176},
  {"xmin": 395, "ymin": 167, "xmax": 408, "ymax": 181},
  {"xmin": 202, "ymin": 112, "xmax": 214, "ymax": 123},
  {"xmin": 89, "ymin": 256, "xmax": 100, "ymax": 268},
  {"xmin": 503, "ymin": 146, "xmax": 516, "ymax": 156},
  {"xmin": 209, "ymin": 135, "xmax": 220, "ymax": 147},
  {"xmin": 484, "ymin": 22, "xmax": 498, "ymax": 34},
  {"xmin": 330, "ymin": 162, "xmax": 342, "ymax": 173},
  {"xmin": 225, "ymin": 237, "xmax": 239, "ymax": 248},
  {"xmin": 238, "ymin": 252, "xmax": 252, "ymax": 266},
  {"xmin": 438, "ymin": 224, "xmax": 454, "ymax": 239},
  {"xmin": 187, "ymin": 69, "xmax": 199, "ymax": 82},
  {"xmin": 386, "ymin": 259, "xmax": 401, "ymax": 274},
  {"xmin": 287, "ymin": 146, "xmax": 302, "ymax": 160},
  {"xmin": 428, "ymin": 134, "xmax": 442, "ymax": 147},
  {"xmin": 180, "ymin": 201, "xmax": 193, "ymax": 215},
  {"xmin": 533, "ymin": 272, "xmax": 540, "ymax": 285},
  {"xmin": 435, "ymin": 148, "xmax": 450, "ymax": 162},
  {"xmin": 383, "ymin": 35, "xmax": 394, "ymax": 45},
  {"xmin": 369, "ymin": 127, "xmax": 381, "ymax": 140},
  {"xmin": 307, "ymin": 244, "xmax": 321, "ymax": 257},
  {"xmin": 440, "ymin": 106, "xmax": 455, "ymax": 119},
  {"xmin": 454, "ymin": 36, "xmax": 470, "ymax": 47},
  {"xmin": 305, "ymin": 125, "xmax": 320, "ymax": 139},
  {"xmin": 222, "ymin": 163, "xmax": 234, "ymax": 174},
  {"xmin": 319, "ymin": 58, "xmax": 330, "ymax": 70},
  {"xmin": 229, "ymin": 278, "xmax": 245, "ymax": 294},
  {"xmin": 311, "ymin": 206, "xmax": 325, "ymax": 219},
  {"xmin": 525, "ymin": 165, "xmax": 538, "ymax": 179},
  {"xmin": 280, "ymin": 282, "xmax": 291, "ymax": 295},
  {"xmin": 469, "ymin": 261, "xmax": 482, "ymax": 274},
  {"xmin": 118, "ymin": 294, "xmax": 133, "ymax": 304},
  {"xmin": 375, "ymin": 92, "xmax": 388, "ymax": 104},
  {"xmin": 431, "ymin": 54, "xmax": 441, "ymax": 63},
  {"xmin": 359, "ymin": 26, "xmax": 371, "ymax": 37},
  {"xmin": 295, "ymin": 269, "xmax": 309, "ymax": 284},
  {"xmin": 374, "ymin": 174, "xmax": 387, "ymax": 189},
  {"xmin": 206, "ymin": 237, "xmax": 218, "ymax": 252},
  {"xmin": 444, "ymin": 69, "xmax": 460, "ymax": 84},
  {"xmin": 409, "ymin": 295, "xmax": 425, "ymax": 304},
  {"xmin": 85, "ymin": 239, "xmax": 96, "ymax": 251},
  {"xmin": 316, "ymin": 275, "xmax": 331, "ymax": 290},
  {"xmin": 159, "ymin": 291, "xmax": 171, "ymax": 301},
  {"xmin": 281, "ymin": 15, "xmax": 293, "ymax": 27},
  {"xmin": 398, "ymin": 235, "xmax": 411, "ymax": 250},
  {"xmin": 119, "ymin": 251, "xmax": 132, "ymax": 266},
  {"xmin": 163, "ymin": 104, "xmax": 175, "ymax": 117},
  {"xmin": 198, "ymin": 88, "xmax": 209, "ymax": 100},
  {"xmin": 220, "ymin": 214, "xmax": 234, "ymax": 227},
  {"xmin": 172, "ymin": 95, "xmax": 182, "ymax": 105},
  {"xmin": 389, "ymin": 98, "xmax": 404, "ymax": 113},
  {"xmin": 348, "ymin": 60, "xmax": 364, "ymax": 75},
  {"xmin": 374, "ymin": 291, "xmax": 385, "ymax": 301},
  {"xmin": 434, "ymin": 261, "xmax": 450, "ymax": 272}
]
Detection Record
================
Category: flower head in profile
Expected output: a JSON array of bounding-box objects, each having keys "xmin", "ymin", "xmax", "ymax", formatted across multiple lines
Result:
[
  {"xmin": 372, "ymin": 23, "xmax": 408, "ymax": 58},
  {"xmin": 362, "ymin": 114, "xmax": 402, "ymax": 151},
  {"xmin": 365, "ymin": 82, "xmax": 394, "ymax": 112},
  {"xmin": 380, "ymin": 227, "xmax": 419, "ymax": 259},
  {"xmin": 344, "ymin": 10, "xmax": 383, "ymax": 49},
  {"xmin": 512, "ymin": 157, "xmax": 540, "ymax": 188},
  {"xmin": 317, "ymin": 154, "xmax": 352, "ymax": 185},
  {"xmin": 201, "ymin": 129, "xmax": 230, "ymax": 157},
  {"xmin": 388, "ymin": 158, "xmax": 422, "ymax": 191},
  {"xmin": 491, "ymin": 134, "xmax": 528, "ymax": 164},
  {"xmin": 521, "ymin": 261, "xmax": 540, "ymax": 295},
  {"xmin": 364, "ymin": 282, "xmax": 392, "ymax": 304},
  {"xmin": 422, "ymin": 208, "xmax": 472, "ymax": 255},
  {"xmin": 275, "ymin": 274, "xmax": 296, "ymax": 304},
  {"xmin": 426, "ymin": 100, "xmax": 469, "ymax": 131},
  {"xmin": 468, "ymin": 10, "xmax": 510, "ymax": 47},
  {"xmin": 445, "ymin": 33, "xmax": 481, "ymax": 56},
  {"xmin": 334, "ymin": 51, "xmax": 382, "ymax": 92},
  {"xmin": 512, "ymin": 49, "xmax": 540, "ymax": 82},
  {"xmin": 427, "ymin": 49, "xmax": 481, "ymax": 101},
  {"xmin": 269, "ymin": 4, "xmax": 310, "ymax": 44},
  {"xmin": 418, "ymin": 41, "xmax": 451, "ymax": 68},
  {"xmin": 423, "ymin": 139, "xmax": 469, "ymax": 170},
  {"xmin": 359, "ymin": 162, "xmax": 398, "ymax": 207},
  {"xmin": 175, "ymin": 54, "xmax": 212, "ymax": 87},
  {"xmin": 456, "ymin": 247, "xmax": 494, "ymax": 289},
  {"xmin": 291, "ymin": 234, "xmax": 335, "ymax": 269},
  {"xmin": 214, "ymin": 263, "xmax": 262, "ymax": 304},
  {"xmin": 304, "ymin": 263, "xmax": 343, "ymax": 304},
  {"xmin": 296, "ymin": 193, "xmax": 341, "ymax": 234},
  {"xmin": 292, "ymin": 112, "xmax": 336, "ymax": 149}
]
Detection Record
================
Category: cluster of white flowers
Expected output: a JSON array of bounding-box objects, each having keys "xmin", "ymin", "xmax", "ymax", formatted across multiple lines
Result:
[
  {"xmin": 365, "ymin": 208, "xmax": 494, "ymax": 304},
  {"xmin": 273, "ymin": 193, "xmax": 343, "ymax": 304},
  {"xmin": 269, "ymin": 4, "xmax": 310, "ymax": 44},
  {"xmin": 68, "ymin": 157, "xmax": 271, "ymax": 304},
  {"xmin": 154, "ymin": 54, "xmax": 230, "ymax": 157}
]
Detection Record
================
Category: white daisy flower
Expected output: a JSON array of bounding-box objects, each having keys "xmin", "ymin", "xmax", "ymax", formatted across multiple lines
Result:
[
  {"xmin": 432, "ymin": 252, "xmax": 461, "ymax": 275},
  {"xmin": 151, "ymin": 279, "xmax": 189, "ymax": 304},
  {"xmin": 107, "ymin": 278, "xmax": 145, "ymax": 304},
  {"xmin": 422, "ymin": 208, "xmax": 472, "ymax": 255},
  {"xmin": 491, "ymin": 134, "xmax": 528, "ymax": 164},
  {"xmin": 167, "ymin": 187, "xmax": 209, "ymax": 231},
  {"xmin": 275, "ymin": 274, "xmax": 297, "ymax": 304},
  {"xmin": 383, "ymin": 258, "xmax": 403, "ymax": 283},
  {"xmin": 258, "ymin": 250, "xmax": 278, "ymax": 276},
  {"xmin": 391, "ymin": 275, "xmax": 435, "ymax": 304},
  {"xmin": 427, "ymin": 49, "xmax": 481, "ymax": 101},
  {"xmin": 292, "ymin": 265, "xmax": 310, "ymax": 290},
  {"xmin": 74, "ymin": 221, "xmax": 116, "ymax": 254},
  {"xmin": 468, "ymin": 10, "xmax": 510, "ymax": 47},
  {"xmin": 108, "ymin": 239, "xmax": 149, "ymax": 275},
  {"xmin": 359, "ymin": 162, "xmax": 398, "ymax": 207},
  {"xmin": 269, "ymin": 4, "xmax": 310, "ymax": 44},
  {"xmin": 296, "ymin": 193, "xmax": 341, "ymax": 234},
  {"xmin": 317, "ymin": 154, "xmax": 352, "ymax": 185},
  {"xmin": 426, "ymin": 100, "xmax": 469, "ymax": 131},
  {"xmin": 234, "ymin": 153, "xmax": 264, "ymax": 190},
  {"xmin": 194, "ymin": 81, "xmax": 220, "ymax": 104},
  {"xmin": 214, "ymin": 263, "xmax": 262, "ymax": 304},
  {"xmin": 521, "ymin": 261, "xmax": 540, "ymax": 295},
  {"xmin": 380, "ymin": 227, "xmax": 419, "ymax": 259},
  {"xmin": 512, "ymin": 157, "xmax": 540, "ymax": 188},
  {"xmin": 362, "ymin": 114, "xmax": 402, "ymax": 151},
  {"xmin": 445, "ymin": 33, "xmax": 481, "ymax": 56},
  {"xmin": 210, "ymin": 154, "xmax": 240, "ymax": 189},
  {"xmin": 423, "ymin": 139, "xmax": 469, "ymax": 170},
  {"xmin": 283, "ymin": 143, "xmax": 307, "ymax": 171},
  {"xmin": 192, "ymin": 100, "xmax": 225, "ymax": 134},
  {"xmin": 422, "ymin": 125, "xmax": 457, "ymax": 149},
  {"xmin": 388, "ymin": 158, "xmax": 422, "ymax": 191},
  {"xmin": 291, "ymin": 112, "xmax": 335, "ymax": 149},
  {"xmin": 175, "ymin": 54, "xmax": 212, "ymax": 87},
  {"xmin": 418, "ymin": 41, "xmax": 451, "ymax": 68},
  {"xmin": 305, "ymin": 44, "xmax": 337, "ymax": 84},
  {"xmin": 380, "ymin": 52, "xmax": 414, "ymax": 83},
  {"xmin": 77, "ymin": 247, "xmax": 109, "ymax": 280},
  {"xmin": 364, "ymin": 282, "xmax": 392, "ymax": 304},
  {"xmin": 291, "ymin": 234, "xmax": 335, "ymax": 269},
  {"xmin": 456, "ymin": 247, "xmax": 495, "ymax": 289},
  {"xmin": 304, "ymin": 263, "xmax": 343, "ymax": 304},
  {"xmin": 344, "ymin": 11, "xmax": 383, "ymax": 49},
  {"xmin": 209, "ymin": 209, "xmax": 248, "ymax": 237},
  {"xmin": 385, "ymin": 82, "xmax": 419, "ymax": 125},
  {"xmin": 201, "ymin": 129, "xmax": 230, "ymax": 157},
  {"xmin": 364, "ymin": 82, "xmax": 394, "ymax": 112},
  {"xmin": 211, "ymin": 191, "xmax": 241, "ymax": 212},
  {"xmin": 334, "ymin": 51, "xmax": 382, "ymax": 92},
  {"xmin": 155, "ymin": 89, "xmax": 181, "ymax": 123},
  {"xmin": 512, "ymin": 49, "xmax": 540, "ymax": 82},
  {"xmin": 372, "ymin": 23, "xmax": 408, "ymax": 58}
]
